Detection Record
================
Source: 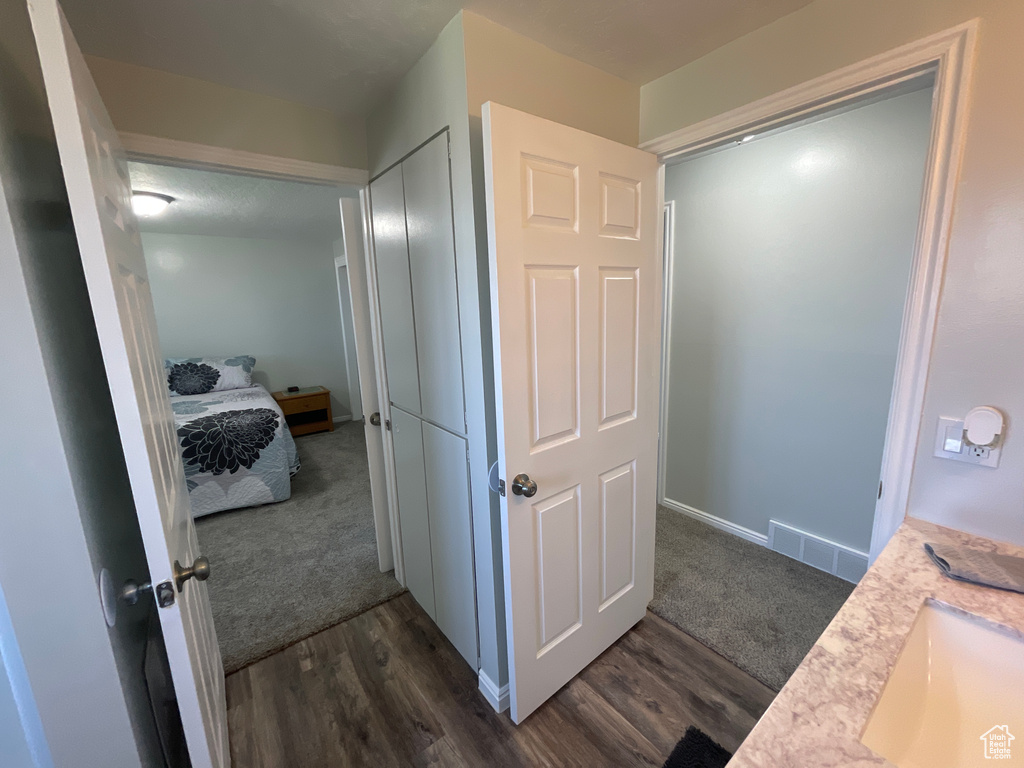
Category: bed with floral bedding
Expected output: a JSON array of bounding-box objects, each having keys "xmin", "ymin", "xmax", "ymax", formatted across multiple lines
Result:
[{"xmin": 166, "ymin": 356, "xmax": 301, "ymax": 517}]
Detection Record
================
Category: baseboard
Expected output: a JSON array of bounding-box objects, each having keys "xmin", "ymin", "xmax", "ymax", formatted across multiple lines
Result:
[
  {"xmin": 478, "ymin": 670, "xmax": 510, "ymax": 713},
  {"xmin": 332, "ymin": 415, "xmax": 353, "ymax": 425},
  {"xmin": 660, "ymin": 497, "xmax": 768, "ymax": 546}
]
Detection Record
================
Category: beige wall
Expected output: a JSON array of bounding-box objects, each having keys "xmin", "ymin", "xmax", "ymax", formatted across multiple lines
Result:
[
  {"xmin": 641, "ymin": 0, "xmax": 1024, "ymax": 546},
  {"xmin": 463, "ymin": 11, "xmax": 639, "ymax": 146},
  {"xmin": 85, "ymin": 56, "xmax": 367, "ymax": 169}
]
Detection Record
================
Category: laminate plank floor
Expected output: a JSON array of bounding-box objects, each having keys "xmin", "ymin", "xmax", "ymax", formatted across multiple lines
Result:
[{"xmin": 226, "ymin": 593, "xmax": 775, "ymax": 767}]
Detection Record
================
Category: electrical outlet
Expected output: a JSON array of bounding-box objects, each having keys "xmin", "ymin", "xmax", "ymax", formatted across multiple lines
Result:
[
  {"xmin": 967, "ymin": 444, "xmax": 991, "ymax": 461},
  {"xmin": 934, "ymin": 416, "xmax": 1001, "ymax": 468}
]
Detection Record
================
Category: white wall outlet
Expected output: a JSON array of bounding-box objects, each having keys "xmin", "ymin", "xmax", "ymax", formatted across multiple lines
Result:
[{"xmin": 933, "ymin": 416, "xmax": 1001, "ymax": 468}]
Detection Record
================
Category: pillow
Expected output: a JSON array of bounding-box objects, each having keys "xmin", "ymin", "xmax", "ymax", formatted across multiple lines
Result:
[{"xmin": 165, "ymin": 356, "xmax": 255, "ymax": 396}]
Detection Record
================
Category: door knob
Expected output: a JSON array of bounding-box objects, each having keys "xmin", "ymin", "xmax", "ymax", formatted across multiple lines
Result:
[
  {"xmin": 173, "ymin": 556, "xmax": 211, "ymax": 592},
  {"xmin": 511, "ymin": 473, "xmax": 538, "ymax": 498},
  {"xmin": 369, "ymin": 412, "xmax": 381, "ymax": 426}
]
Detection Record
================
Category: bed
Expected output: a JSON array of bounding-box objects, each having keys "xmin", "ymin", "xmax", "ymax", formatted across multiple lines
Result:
[{"xmin": 166, "ymin": 356, "xmax": 301, "ymax": 517}]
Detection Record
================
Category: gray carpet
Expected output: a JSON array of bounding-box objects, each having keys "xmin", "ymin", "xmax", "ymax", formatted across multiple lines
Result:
[
  {"xmin": 650, "ymin": 506, "xmax": 855, "ymax": 691},
  {"xmin": 196, "ymin": 423, "xmax": 403, "ymax": 674}
]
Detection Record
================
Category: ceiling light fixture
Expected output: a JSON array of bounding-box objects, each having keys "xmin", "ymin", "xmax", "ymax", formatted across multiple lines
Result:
[
  {"xmin": 132, "ymin": 192, "xmax": 174, "ymax": 217},
  {"xmin": 740, "ymin": 134, "xmax": 756, "ymax": 143}
]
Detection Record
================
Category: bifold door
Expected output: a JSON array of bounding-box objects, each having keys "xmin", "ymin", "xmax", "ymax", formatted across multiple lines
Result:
[{"xmin": 368, "ymin": 132, "xmax": 478, "ymax": 667}]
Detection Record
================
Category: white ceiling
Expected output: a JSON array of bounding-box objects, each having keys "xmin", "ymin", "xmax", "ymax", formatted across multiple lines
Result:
[
  {"xmin": 128, "ymin": 161, "xmax": 346, "ymax": 242},
  {"xmin": 60, "ymin": 0, "xmax": 814, "ymax": 116}
]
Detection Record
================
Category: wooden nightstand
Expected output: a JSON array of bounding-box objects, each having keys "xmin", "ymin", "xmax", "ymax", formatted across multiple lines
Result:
[{"xmin": 272, "ymin": 386, "xmax": 333, "ymax": 437}]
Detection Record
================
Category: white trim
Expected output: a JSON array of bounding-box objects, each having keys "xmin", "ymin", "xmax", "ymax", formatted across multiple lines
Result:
[
  {"xmin": 660, "ymin": 497, "xmax": 768, "ymax": 546},
  {"xmin": 647, "ymin": 20, "xmax": 978, "ymax": 566},
  {"xmin": 360, "ymin": 187, "xmax": 405, "ymax": 585},
  {"xmin": 656, "ymin": 200, "xmax": 675, "ymax": 504},
  {"xmin": 478, "ymin": 670, "xmax": 510, "ymax": 713},
  {"xmin": 119, "ymin": 131, "xmax": 369, "ymax": 186},
  {"xmin": 332, "ymin": 415, "xmax": 353, "ymax": 426}
]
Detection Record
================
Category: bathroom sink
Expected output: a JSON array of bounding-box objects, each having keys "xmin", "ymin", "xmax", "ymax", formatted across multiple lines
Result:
[{"xmin": 861, "ymin": 600, "xmax": 1024, "ymax": 767}]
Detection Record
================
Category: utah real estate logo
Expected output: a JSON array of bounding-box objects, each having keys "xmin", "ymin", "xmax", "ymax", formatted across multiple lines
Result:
[{"xmin": 980, "ymin": 725, "xmax": 1014, "ymax": 760}]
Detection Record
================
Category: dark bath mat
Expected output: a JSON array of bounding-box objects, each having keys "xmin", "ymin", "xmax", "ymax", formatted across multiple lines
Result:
[{"xmin": 663, "ymin": 726, "xmax": 733, "ymax": 768}]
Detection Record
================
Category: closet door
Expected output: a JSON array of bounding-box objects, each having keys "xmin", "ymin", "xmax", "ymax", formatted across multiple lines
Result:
[
  {"xmin": 403, "ymin": 134, "xmax": 466, "ymax": 433},
  {"xmin": 369, "ymin": 165, "xmax": 420, "ymax": 413},
  {"xmin": 390, "ymin": 407, "xmax": 434, "ymax": 616},
  {"xmin": 423, "ymin": 423, "xmax": 476, "ymax": 665}
]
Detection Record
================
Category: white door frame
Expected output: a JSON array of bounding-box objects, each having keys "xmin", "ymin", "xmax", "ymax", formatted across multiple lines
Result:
[
  {"xmin": 359, "ymin": 186, "xmax": 406, "ymax": 585},
  {"xmin": 643, "ymin": 20, "xmax": 978, "ymax": 563}
]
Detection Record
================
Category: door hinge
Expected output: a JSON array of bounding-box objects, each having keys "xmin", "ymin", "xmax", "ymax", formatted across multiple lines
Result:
[
  {"xmin": 385, "ymin": 419, "xmax": 391, "ymax": 431},
  {"xmin": 155, "ymin": 581, "xmax": 175, "ymax": 608},
  {"xmin": 878, "ymin": 481, "xmax": 883, "ymax": 500},
  {"xmin": 497, "ymin": 479, "xmax": 506, "ymax": 497}
]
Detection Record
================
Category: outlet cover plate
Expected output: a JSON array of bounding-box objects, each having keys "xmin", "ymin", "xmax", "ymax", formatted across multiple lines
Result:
[{"xmin": 933, "ymin": 416, "xmax": 1001, "ymax": 468}]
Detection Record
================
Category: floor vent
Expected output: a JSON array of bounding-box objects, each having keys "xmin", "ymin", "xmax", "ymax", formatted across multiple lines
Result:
[{"xmin": 767, "ymin": 520, "xmax": 868, "ymax": 584}]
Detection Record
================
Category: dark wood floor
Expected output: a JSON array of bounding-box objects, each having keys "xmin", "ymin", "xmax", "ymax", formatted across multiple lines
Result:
[{"xmin": 226, "ymin": 593, "xmax": 775, "ymax": 767}]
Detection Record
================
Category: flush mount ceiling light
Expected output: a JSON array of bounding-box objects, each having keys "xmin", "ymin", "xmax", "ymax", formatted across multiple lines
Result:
[{"xmin": 131, "ymin": 192, "xmax": 174, "ymax": 217}]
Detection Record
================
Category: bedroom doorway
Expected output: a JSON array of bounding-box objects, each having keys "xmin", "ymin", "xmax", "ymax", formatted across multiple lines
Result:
[{"xmin": 127, "ymin": 159, "xmax": 402, "ymax": 673}]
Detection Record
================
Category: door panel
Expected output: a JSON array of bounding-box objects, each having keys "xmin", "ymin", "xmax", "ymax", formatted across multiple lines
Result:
[
  {"xmin": 403, "ymin": 134, "xmax": 466, "ymax": 434},
  {"xmin": 390, "ymin": 407, "xmax": 434, "ymax": 617},
  {"xmin": 484, "ymin": 102, "xmax": 660, "ymax": 722},
  {"xmin": 369, "ymin": 165, "xmax": 421, "ymax": 414},
  {"xmin": 422, "ymin": 423, "xmax": 477, "ymax": 666},
  {"xmin": 28, "ymin": 2, "xmax": 227, "ymax": 764}
]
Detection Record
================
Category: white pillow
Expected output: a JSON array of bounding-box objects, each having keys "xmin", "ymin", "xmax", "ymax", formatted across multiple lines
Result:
[{"xmin": 165, "ymin": 356, "xmax": 255, "ymax": 396}]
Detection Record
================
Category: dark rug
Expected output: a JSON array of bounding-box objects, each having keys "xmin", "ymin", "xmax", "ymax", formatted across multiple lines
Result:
[
  {"xmin": 663, "ymin": 726, "xmax": 732, "ymax": 768},
  {"xmin": 196, "ymin": 423, "xmax": 404, "ymax": 673},
  {"xmin": 650, "ymin": 506, "xmax": 855, "ymax": 691}
]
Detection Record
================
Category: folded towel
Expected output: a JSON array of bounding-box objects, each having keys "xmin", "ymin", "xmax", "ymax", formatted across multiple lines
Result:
[{"xmin": 924, "ymin": 542, "xmax": 1024, "ymax": 595}]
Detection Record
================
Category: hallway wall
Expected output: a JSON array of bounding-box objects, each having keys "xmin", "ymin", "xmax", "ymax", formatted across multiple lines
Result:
[{"xmin": 662, "ymin": 87, "xmax": 933, "ymax": 551}]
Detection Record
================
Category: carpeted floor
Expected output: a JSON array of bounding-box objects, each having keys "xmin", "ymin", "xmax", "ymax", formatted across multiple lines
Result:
[
  {"xmin": 650, "ymin": 506, "xmax": 855, "ymax": 691},
  {"xmin": 196, "ymin": 423, "xmax": 404, "ymax": 674}
]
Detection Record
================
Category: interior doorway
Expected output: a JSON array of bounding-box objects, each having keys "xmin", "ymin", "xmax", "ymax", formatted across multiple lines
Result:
[
  {"xmin": 126, "ymin": 158, "xmax": 402, "ymax": 673},
  {"xmin": 647, "ymin": 72, "xmax": 948, "ymax": 692}
]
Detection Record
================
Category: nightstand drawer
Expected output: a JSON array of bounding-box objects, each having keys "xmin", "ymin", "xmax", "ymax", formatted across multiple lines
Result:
[{"xmin": 280, "ymin": 395, "xmax": 328, "ymax": 415}]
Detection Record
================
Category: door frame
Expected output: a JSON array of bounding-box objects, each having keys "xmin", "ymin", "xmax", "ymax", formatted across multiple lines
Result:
[{"xmin": 642, "ymin": 20, "xmax": 978, "ymax": 563}]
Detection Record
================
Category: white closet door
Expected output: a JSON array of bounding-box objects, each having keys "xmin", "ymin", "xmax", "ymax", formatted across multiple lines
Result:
[
  {"xmin": 390, "ymin": 407, "xmax": 434, "ymax": 616},
  {"xmin": 403, "ymin": 133, "xmax": 466, "ymax": 434},
  {"xmin": 369, "ymin": 165, "xmax": 420, "ymax": 414},
  {"xmin": 422, "ymin": 423, "xmax": 476, "ymax": 666}
]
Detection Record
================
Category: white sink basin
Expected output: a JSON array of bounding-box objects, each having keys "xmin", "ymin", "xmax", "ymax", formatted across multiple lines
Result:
[{"xmin": 861, "ymin": 600, "xmax": 1024, "ymax": 767}]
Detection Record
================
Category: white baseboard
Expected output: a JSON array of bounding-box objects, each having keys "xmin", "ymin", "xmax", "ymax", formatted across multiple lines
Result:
[
  {"xmin": 478, "ymin": 670, "xmax": 510, "ymax": 713},
  {"xmin": 332, "ymin": 415, "xmax": 353, "ymax": 425},
  {"xmin": 660, "ymin": 497, "xmax": 768, "ymax": 546}
]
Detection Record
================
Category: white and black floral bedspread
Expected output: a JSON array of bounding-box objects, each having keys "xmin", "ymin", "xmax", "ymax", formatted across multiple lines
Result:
[{"xmin": 170, "ymin": 385, "xmax": 300, "ymax": 517}]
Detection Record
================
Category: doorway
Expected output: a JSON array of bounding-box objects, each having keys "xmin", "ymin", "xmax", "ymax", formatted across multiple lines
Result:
[
  {"xmin": 648, "ymin": 77, "xmax": 939, "ymax": 690},
  {"xmin": 127, "ymin": 159, "xmax": 402, "ymax": 672}
]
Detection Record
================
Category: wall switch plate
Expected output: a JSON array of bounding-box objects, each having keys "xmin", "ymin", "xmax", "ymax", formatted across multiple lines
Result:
[{"xmin": 933, "ymin": 416, "xmax": 1001, "ymax": 468}]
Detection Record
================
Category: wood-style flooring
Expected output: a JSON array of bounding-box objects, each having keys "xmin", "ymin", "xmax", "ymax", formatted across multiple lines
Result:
[{"xmin": 226, "ymin": 593, "xmax": 775, "ymax": 767}]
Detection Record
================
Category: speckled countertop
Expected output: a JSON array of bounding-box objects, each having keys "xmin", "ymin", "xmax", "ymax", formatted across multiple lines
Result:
[{"xmin": 729, "ymin": 516, "xmax": 1024, "ymax": 767}]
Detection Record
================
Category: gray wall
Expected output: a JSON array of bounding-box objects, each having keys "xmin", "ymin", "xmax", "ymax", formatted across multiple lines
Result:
[
  {"xmin": 662, "ymin": 87, "xmax": 933, "ymax": 551},
  {"xmin": 0, "ymin": 0, "xmax": 164, "ymax": 762},
  {"xmin": 142, "ymin": 231, "xmax": 353, "ymax": 417}
]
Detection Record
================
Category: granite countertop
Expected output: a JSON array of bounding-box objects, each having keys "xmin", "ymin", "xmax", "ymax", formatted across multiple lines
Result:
[{"xmin": 729, "ymin": 516, "xmax": 1024, "ymax": 767}]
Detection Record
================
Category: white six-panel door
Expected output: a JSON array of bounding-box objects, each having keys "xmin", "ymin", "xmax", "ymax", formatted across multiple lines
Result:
[
  {"xmin": 28, "ymin": 2, "xmax": 228, "ymax": 765},
  {"xmin": 483, "ymin": 102, "xmax": 661, "ymax": 722}
]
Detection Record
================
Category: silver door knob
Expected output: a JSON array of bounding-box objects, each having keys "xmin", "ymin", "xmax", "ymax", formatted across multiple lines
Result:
[
  {"xmin": 173, "ymin": 556, "xmax": 211, "ymax": 592},
  {"xmin": 511, "ymin": 473, "xmax": 538, "ymax": 498},
  {"xmin": 369, "ymin": 412, "xmax": 381, "ymax": 426}
]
